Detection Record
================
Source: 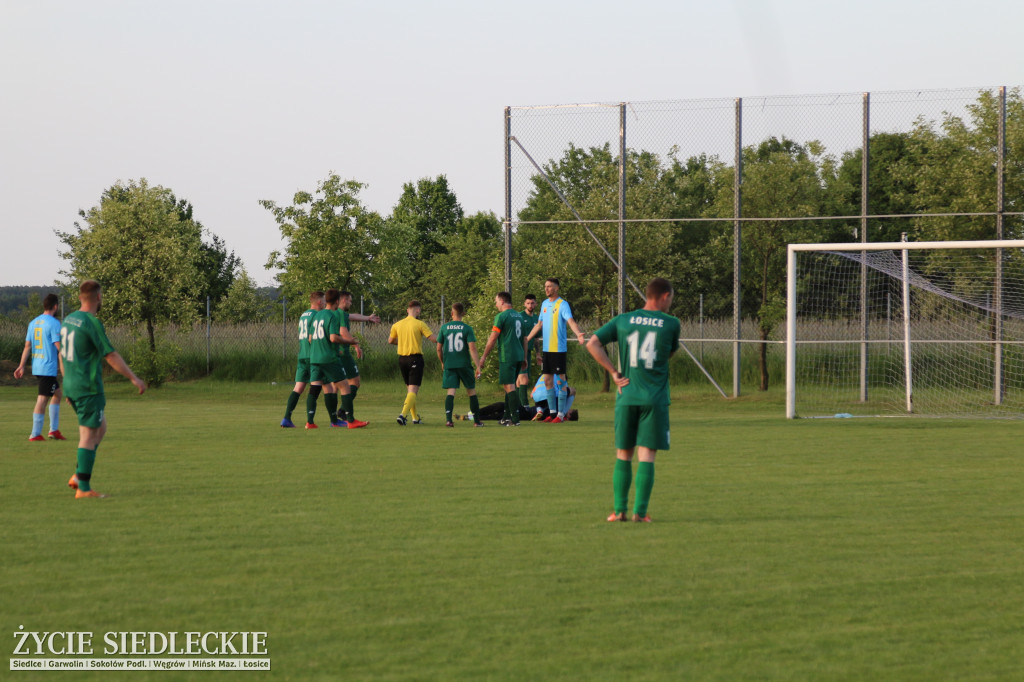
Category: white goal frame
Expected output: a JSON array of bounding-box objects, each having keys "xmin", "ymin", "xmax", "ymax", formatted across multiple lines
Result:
[{"xmin": 786, "ymin": 239, "xmax": 1024, "ymax": 419}]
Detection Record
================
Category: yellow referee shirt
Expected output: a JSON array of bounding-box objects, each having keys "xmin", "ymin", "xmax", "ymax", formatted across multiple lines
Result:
[{"xmin": 389, "ymin": 316, "xmax": 433, "ymax": 355}]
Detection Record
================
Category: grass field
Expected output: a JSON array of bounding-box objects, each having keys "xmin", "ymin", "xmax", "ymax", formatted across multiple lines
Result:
[{"xmin": 2, "ymin": 380, "xmax": 1023, "ymax": 681}]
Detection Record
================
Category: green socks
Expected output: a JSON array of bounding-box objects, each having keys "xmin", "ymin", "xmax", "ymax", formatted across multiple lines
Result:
[
  {"xmin": 634, "ymin": 461, "xmax": 655, "ymax": 517},
  {"xmin": 518, "ymin": 384, "xmax": 529, "ymax": 406},
  {"xmin": 76, "ymin": 448, "xmax": 97, "ymax": 492},
  {"xmin": 613, "ymin": 459, "xmax": 632, "ymax": 514},
  {"xmin": 504, "ymin": 391, "xmax": 522, "ymax": 423},
  {"xmin": 340, "ymin": 393, "xmax": 353, "ymax": 422},
  {"xmin": 445, "ymin": 395, "xmax": 455, "ymax": 422},
  {"xmin": 469, "ymin": 395, "xmax": 481, "ymax": 424},
  {"xmin": 348, "ymin": 385, "xmax": 358, "ymax": 420},
  {"xmin": 284, "ymin": 391, "xmax": 300, "ymax": 420}
]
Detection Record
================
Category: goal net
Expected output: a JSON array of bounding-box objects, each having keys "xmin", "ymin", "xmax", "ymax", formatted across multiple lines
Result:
[{"xmin": 786, "ymin": 240, "xmax": 1024, "ymax": 419}]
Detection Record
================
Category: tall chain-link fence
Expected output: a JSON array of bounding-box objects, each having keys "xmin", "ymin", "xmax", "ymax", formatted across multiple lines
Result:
[{"xmin": 504, "ymin": 86, "xmax": 1024, "ymax": 396}]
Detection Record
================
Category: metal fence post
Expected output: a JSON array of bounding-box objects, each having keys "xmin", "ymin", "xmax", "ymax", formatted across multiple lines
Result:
[
  {"xmin": 860, "ymin": 92, "xmax": 870, "ymax": 403},
  {"xmin": 282, "ymin": 297, "xmax": 287, "ymax": 360},
  {"xmin": 995, "ymin": 86, "xmax": 1006, "ymax": 405},
  {"xmin": 504, "ymin": 106, "xmax": 513, "ymax": 293},
  {"xmin": 206, "ymin": 296, "xmax": 211, "ymax": 376},
  {"xmin": 733, "ymin": 97, "xmax": 743, "ymax": 398},
  {"xmin": 618, "ymin": 102, "xmax": 627, "ymax": 316}
]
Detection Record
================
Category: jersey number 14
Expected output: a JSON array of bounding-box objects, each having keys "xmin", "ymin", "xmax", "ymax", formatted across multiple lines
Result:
[{"xmin": 626, "ymin": 330, "xmax": 657, "ymax": 369}]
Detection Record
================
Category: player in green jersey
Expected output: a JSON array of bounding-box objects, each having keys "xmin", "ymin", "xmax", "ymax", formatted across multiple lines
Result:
[
  {"xmin": 586, "ymin": 277, "xmax": 680, "ymax": 523},
  {"xmin": 516, "ymin": 293, "xmax": 540, "ymax": 408},
  {"xmin": 436, "ymin": 302, "xmax": 483, "ymax": 427},
  {"xmin": 281, "ymin": 290, "xmax": 324, "ymax": 427},
  {"xmin": 336, "ymin": 290, "xmax": 381, "ymax": 422},
  {"xmin": 477, "ymin": 292, "xmax": 528, "ymax": 426},
  {"xmin": 61, "ymin": 280, "xmax": 147, "ymax": 499},
  {"xmin": 308, "ymin": 289, "xmax": 367, "ymax": 429}
]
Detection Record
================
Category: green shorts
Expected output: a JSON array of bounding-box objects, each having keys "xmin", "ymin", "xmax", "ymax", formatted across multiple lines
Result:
[
  {"xmin": 614, "ymin": 402, "xmax": 670, "ymax": 451},
  {"xmin": 339, "ymin": 354, "xmax": 359, "ymax": 380},
  {"xmin": 499, "ymin": 361, "xmax": 522, "ymax": 385},
  {"xmin": 442, "ymin": 367, "xmax": 476, "ymax": 390},
  {"xmin": 68, "ymin": 394, "xmax": 106, "ymax": 430},
  {"xmin": 311, "ymin": 360, "xmax": 346, "ymax": 384},
  {"xmin": 294, "ymin": 358, "xmax": 311, "ymax": 383}
]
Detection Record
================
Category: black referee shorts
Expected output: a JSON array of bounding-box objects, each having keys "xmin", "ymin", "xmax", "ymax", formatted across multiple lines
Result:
[{"xmin": 399, "ymin": 354, "xmax": 425, "ymax": 387}]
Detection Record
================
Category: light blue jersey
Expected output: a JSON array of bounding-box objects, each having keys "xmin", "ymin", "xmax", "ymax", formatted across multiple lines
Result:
[
  {"xmin": 26, "ymin": 313, "xmax": 61, "ymax": 376},
  {"xmin": 539, "ymin": 297, "xmax": 574, "ymax": 352}
]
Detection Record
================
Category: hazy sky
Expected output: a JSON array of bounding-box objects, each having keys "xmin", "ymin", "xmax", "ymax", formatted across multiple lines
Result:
[{"xmin": 2, "ymin": 0, "xmax": 1020, "ymax": 286}]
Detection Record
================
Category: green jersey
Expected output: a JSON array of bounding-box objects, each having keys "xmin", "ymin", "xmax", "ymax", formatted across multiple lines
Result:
[
  {"xmin": 521, "ymin": 311, "xmax": 540, "ymax": 360},
  {"xmin": 309, "ymin": 308, "xmax": 342, "ymax": 365},
  {"xmin": 338, "ymin": 309, "xmax": 353, "ymax": 357},
  {"xmin": 296, "ymin": 309, "xmax": 316, "ymax": 360},
  {"xmin": 60, "ymin": 310, "xmax": 116, "ymax": 399},
  {"xmin": 437, "ymin": 321, "xmax": 477, "ymax": 369},
  {"xmin": 492, "ymin": 309, "xmax": 525, "ymax": 364},
  {"xmin": 593, "ymin": 309, "xmax": 681, "ymax": 406}
]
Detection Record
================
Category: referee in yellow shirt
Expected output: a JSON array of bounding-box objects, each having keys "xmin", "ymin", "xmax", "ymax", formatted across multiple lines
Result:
[{"xmin": 388, "ymin": 300, "xmax": 437, "ymax": 425}]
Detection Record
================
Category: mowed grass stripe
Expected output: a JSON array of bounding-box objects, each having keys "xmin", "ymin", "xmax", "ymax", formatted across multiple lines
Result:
[{"xmin": 2, "ymin": 381, "xmax": 1023, "ymax": 680}]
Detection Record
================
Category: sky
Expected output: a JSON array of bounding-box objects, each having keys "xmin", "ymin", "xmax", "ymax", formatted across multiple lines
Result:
[{"xmin": 1, "ymin": 0, "xmax": 1021, "ymax": 286}]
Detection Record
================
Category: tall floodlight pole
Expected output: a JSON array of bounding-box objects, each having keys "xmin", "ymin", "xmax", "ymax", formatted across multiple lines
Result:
[
  {"xmin": 733, "ymin": 98, "xmax": 743, "ymax": 398},
  {"xmin": 504, "ymin": 106, "xmax": 513, "ymax": 293},
  {"xmin": 995, "ymin": 86, "xmax": 1006, "ymax": 405},
  {"xmin": 860, "ymin": 92, "xmax": 870, "ymax": 403},
  {"xmin": 618, "ymin": 103, "xmax": 627, "ymax": 316}
]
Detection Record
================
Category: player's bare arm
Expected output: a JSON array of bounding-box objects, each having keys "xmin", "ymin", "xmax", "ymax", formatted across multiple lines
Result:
[
  {"xmin": 105, "ymin": 352, "xmax": 147, "ymax": 394},
  {"xmin": 468, "ymin": 341, "xmax": 480, "ymax": 370},
  {"xmin": 525, "ymin": 320, "xmax": 542, "ymax": 343},
  {"xmin": 13, "ymin": 340, "xmax": 31, "ymax": 379},
  {"xmin": 568, "ymin": 317, "xmax": 586, "ymax": 345},
  {"xmin": 350, "ymin": 313, "xmax": 381, "ymax": 324},
  {"xmin": 477, "ymin": 330, "xmax": 500, "ymax": 371},
  {"xmin": 586, "ymin": 336, "xmax": 629, "ymax": 388}
]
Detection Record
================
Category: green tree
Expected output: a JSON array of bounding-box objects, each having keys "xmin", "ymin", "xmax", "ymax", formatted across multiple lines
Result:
[
  {"xmin": 709, "ymin": 137, "xmax": 830, "ymax": 390},
  {"xmin": 262, "ymin": 173, "xmax": 381, "ymax": 317},
  {"xmin": 56, "ymin": 178, "xmax": 206, "ymax": 361},
  {"xmin": 419, "ymin": 211, "xmax": 502, "ymax": 315},
  {"xmin": 213, "ymin": 268, "xmax": 275, "ymax": 323},
  {"xmin": 389, "ymin": 175, "xmax": 465, "ymax": 310}
]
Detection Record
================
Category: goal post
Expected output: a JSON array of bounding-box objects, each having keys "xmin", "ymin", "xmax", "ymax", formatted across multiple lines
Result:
[{"xmin": 786, "ymin": 239, "xmax": 1024, "ymax": 419}]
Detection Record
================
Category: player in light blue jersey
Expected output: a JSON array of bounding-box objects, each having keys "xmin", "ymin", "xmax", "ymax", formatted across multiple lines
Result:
[
  {"xmin": 530, "ymin": 374, "xmax": 576, "ymax": 420},
  {"xmin": 13, "ymin": 293, "xmax": 65, "ymax": 441},
  {"xmin": 524, "ymin": 278, "xmax": 586, "ymax": 423}
]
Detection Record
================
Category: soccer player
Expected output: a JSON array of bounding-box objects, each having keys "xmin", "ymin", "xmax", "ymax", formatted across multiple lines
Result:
[
  {"xmin": 477, "ymin": 292, "xmax": 528, "ymax": 426},
  {"xmin": 586, "ymin": 277, "xmax": 680, "ymax": 523},
  {"xmin": 436, "ymin": 302, "xmax": 484, "ymax": 427},
  {"xmin": 309, "ymin": 289, "xmax": 367, "ymax": 429},
  {"xmin": 524, "ymin": 278, "xmax": 586, "ymax": 423},
  {"xmin": 62, "ymin": 280, "xmax": 147, "ymax": 499},
  {"xmin": 13, "ymin": 293, "xmax": 65, "ymax": 440},
  {"xmin": 388, "ymin": 300, "xmax": 436, "ymax": 425},
  {"xmin": 516, "ymin": 293, "xmax": 540, "ymax": 408},
  {"xmin": 336, "ymin": 290, "xmax": 381, "ymax": 423},
  {"xmin": 530, "ymin": 373, "xmax": 576, "ymax": 421},
  {"xmin": 281, "ymin": 290, "xmax": 324, "ymax": 428}
]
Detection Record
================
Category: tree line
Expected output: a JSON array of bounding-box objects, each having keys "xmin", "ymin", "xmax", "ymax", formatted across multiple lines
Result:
[{"xmin": 32, "ymin": 88, "xmax": 1022, "ymax": 386}]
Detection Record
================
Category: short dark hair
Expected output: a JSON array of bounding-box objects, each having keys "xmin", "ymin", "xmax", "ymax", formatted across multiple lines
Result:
[
  {"xmin": 645, "ymin": 277, "xmax": 673, "ymax": 300},
  {"xmin": 496, "ymin": 291, "xmax": 512, "ymax": 305},
  {"xmin": 545, "ymin": 277, "xmax": 560, "ymax": 288},
  {"xmin": 451, "ymin": 302, "xmax": 465, "ymax": 317},
  {"xmin": 524, "ymin": 294, "xmax": 536, "ymax": 302},
  {"xmin": 325, "ymin": 288, "xmax": 341, "ymax": 305},
  {"xmin": 309, "ymin": 290, "xmax": 325, "ymax": 302},
  {"xmin": 408, "ymin": 300, "xmax": 421, "ymax": 309},
  {"xmin": 43, "ymin": 293, "xmax": 59, "ymax": 311},
  {"xmin": 80, "ymin": 280, "xmax": 101, "ymax": 299},
  {"xmin": 339, "ymin": 290, "xmax": 353, "ymax": 300}
]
